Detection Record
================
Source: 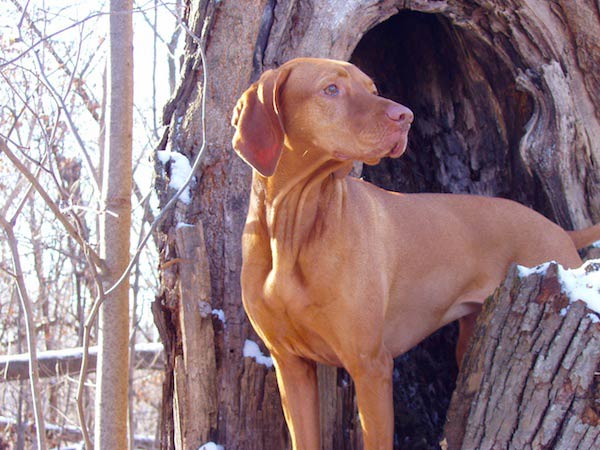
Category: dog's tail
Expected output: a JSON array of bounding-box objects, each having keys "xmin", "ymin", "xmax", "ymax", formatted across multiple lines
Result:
[{"xmin": 568, "ymin": 223, "xmax": 600, "ymax": 249}]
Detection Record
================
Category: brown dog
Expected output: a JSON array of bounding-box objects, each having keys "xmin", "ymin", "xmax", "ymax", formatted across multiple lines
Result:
[{"xmin": 231, "ymin": 57, "xmax": 600, "ymax": 450}]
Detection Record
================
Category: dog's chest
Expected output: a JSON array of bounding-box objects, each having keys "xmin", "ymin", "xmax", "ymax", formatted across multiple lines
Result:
[{"xmin": 244, "ymin": 267, "xmax": 342, "ymax": 365}]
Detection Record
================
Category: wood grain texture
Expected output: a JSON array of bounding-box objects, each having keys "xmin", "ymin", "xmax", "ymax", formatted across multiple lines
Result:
[
  {"xmin": 445, "ymin": 263, "xmax": 600, "ymax": 449},
  {"xmin": 154, "ymin": 1, "xmax": 600, "ymax": 448},
  {"xmin": 175, "ymin": 224, "xmax": 217, "ymax": 448}
]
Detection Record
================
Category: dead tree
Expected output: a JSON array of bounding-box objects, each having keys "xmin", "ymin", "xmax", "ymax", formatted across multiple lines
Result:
[
  {"xmin": 153, "ymin": 1, "xmax": 599, "ymax": 448},
  {"xmin": 445, "ymin": 262, "xmax": 600, "ymax": 449}
]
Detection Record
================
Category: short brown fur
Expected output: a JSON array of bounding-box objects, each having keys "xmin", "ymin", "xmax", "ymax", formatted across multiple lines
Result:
[{"xmin": 231, "ymin": 58, "xmax": 600, "ymax": 450}]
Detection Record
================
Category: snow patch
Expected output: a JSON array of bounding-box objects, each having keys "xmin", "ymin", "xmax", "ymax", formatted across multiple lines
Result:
[
  {"xmin": 518, "ymin": 259, "xmax": 600, "ymax": 317},
  {"xmin": 557, "ymin": 260, "xmax": 600, "ymax": 314},
  {"xmin": 243, "ymin": 339, "xmax": 273, "ymax": 368},
  {"xmin": 198, "ymin": 443, "xmax": 224, "ymax": 450},
  {"xmin": 156, "ymin": 150, "xmax": 171, "ymax": 164},
  {"xmin": 176, "ymin": 222, "xmax": 194, "ymax": 229},
  {"xmin": 0, "ymin": 342, "xmax": 163, "ymax": 364},
  {"xmin": 212, "ymin": 308, "xmax": 226, "ymax": 326},
  {"xmin": 156, "ymin": 150, "xmax": 193, "ymax": 204},
  {"xmin": 517, "ymin": 261, "xmax": 553, "ymax": 278},
  {"xmin": 133, "ymin": 342, "xmax": 164, "ymax": 353}
]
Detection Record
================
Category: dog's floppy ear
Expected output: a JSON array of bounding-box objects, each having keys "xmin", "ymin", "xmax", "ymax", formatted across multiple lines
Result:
[{"xmin": 231, "ymin": 68, "xmax": 289, "ymax": 177}]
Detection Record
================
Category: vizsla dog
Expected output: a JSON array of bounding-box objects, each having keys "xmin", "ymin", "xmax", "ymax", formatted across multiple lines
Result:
[{"xmin": 231, "ymin": 57, "xmax": 600, "ymax": 450}]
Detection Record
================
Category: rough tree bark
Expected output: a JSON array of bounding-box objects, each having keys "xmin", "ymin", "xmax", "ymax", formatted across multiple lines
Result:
[
  {"xmin": 445, "ymin": 262, "xmax": 600, "ymax": 449},
  {"xmin": 154, "ymin": 2, "xmax": 286, "ymax": 449},
  {"xmin": 154, "ymin": 1, "xmax": 599, "ymax": 449}
]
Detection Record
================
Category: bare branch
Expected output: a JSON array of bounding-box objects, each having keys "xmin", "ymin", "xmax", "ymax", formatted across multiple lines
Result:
[
  {"xmin": 0, "ymin": 175, "xmax": 28, "ymax": 218},
  {"xmin": 0, "ymin": 138, "xmax": 105, "ymax": 271},
  {"xmin": 9, "ymin": 151, "xmax": 47, "ymax": 224},
  {"xmin": 0, "ymin": 11, "xmax": 107, "ymax": 69},
  {"xmin": 0, "ymin": 215, "xmax": 47, "ymax": 450},
  {"xmin": 76, "ymin": 236, "xmax": 104, "ymax": 450},
  {"xmin": 104, "ymin": 0, "xmax": 209, "ymax": 297},
  {"xmin": 7, "ymin": 0, "xmax": 102, "ymax": 121},
  {"xmin": 0, "ymin": 2, "xmax": 161, "ymax": 70},
  {"xmin": 33, "ymin": 50, "xmax": 101, "ymax": 193}
]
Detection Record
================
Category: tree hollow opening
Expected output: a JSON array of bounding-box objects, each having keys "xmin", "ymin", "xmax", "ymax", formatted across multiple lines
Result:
[
  {"xmin": 351, "ymin": 11, "xmax": 547, "ymax": 211},
  {"xmin": 349, "ymin": 10, "xmax": 541, "ymax": 449}
]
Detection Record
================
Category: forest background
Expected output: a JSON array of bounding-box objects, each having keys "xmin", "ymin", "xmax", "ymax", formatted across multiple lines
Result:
[{"xmin": 0, "ymin": 0, "xmax": 179, "ymax": 447}]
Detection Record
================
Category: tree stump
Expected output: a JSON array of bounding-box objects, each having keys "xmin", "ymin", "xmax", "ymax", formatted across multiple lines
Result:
[{"xmin": 445, "ymin": 261, "xmax": 600, "ymax": 449}]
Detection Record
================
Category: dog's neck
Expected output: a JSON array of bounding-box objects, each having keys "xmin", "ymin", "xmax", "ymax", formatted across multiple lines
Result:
[
  {"xmin": 252, "ymin": 143, "xmax": 350, "ymax": 202},
  {"xmin": 249, "ymin": 145, "xmax": 353, "ymax": 267}
]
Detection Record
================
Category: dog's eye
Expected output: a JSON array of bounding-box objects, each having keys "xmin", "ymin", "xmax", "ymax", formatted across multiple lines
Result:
[{"xmin": 323, "ymin": 84, "xmax": 339, "ymax": 96}]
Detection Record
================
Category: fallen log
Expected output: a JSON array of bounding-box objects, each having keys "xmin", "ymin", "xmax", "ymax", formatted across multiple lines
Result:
[{"xmin": 0, "ymin": 342, "xmax": 164, "ymax": 382}]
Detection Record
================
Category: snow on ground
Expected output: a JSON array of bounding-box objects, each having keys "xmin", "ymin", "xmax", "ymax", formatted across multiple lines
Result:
[{"xmin": 517, "ymin": 259, "xmax": 600, "ymax": 320}]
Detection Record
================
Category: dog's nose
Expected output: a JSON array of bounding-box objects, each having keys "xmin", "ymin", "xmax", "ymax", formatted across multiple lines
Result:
[{"xmin": 386, "ymin": 103, "xmax": 414, "ymax": 125}]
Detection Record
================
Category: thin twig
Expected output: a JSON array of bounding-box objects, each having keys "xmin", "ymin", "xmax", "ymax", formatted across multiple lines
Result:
[
  {"xmin": 10, "ymin": 152, "xmax": 48, "ymax": 224},
  {"xmin": 0, "ymin": 72, "xmax": 62, "ymax": 153},
  {"xmin": 0, "ymin": 138, "xmax": 106, "ymax": 272},
  {"xmin": 104, "ymin": 2, "xmax": 210, "ymax": 297},
  {"xmin": 75, "ymin": 221, "xmax": 104, "ymax": 450},
  {"xmin": 127, "ymin": 194, "xmax": 150, "ymax": 450},
  {"xmin": 76, "ymin": 9, "xmax": 210, "ymax": 442},
  {"xmin": 0, "ymin": 11, "xmax": 107, "ymax": 69},
  {"xmin": 1, "ymin": 3, "xmax": 161, "ymax": 69},
  {"xmin": 33, "ymin": 49, "xmax": 101, "ymax": 193},
  {"xmin": 7, "ymin": 0, "xmax": 102, "ymax": 121},
  {"xmin": 0, "ymin": 215, "xmax": 48, "ymax": 450},
  {"xmin": 0, "ymin": 172, "xmax": 29, "ymax": 218}
]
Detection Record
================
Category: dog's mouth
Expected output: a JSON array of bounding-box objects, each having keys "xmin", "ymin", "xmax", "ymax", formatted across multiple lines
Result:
[
  {"xmin": 333, "ymin": 127, "xmax": 410, "ymax": 163},
  {"xmin": 384, "ymin": 127, "xmax": 409, "ymax": 159},
  {"xmin": 388, "ymin": 140, "xmax": 405, "ymax": 158},
  {"xmin": 384, "ymin": 131, "xmax": 408, "ymax": 158},
  {"xmin": 361, "ymin": 135, "xmax": 407, "ymax": 165},
  {"xmin": 363, "ymin": 140, "xmax": 405, "ymax": 165}
]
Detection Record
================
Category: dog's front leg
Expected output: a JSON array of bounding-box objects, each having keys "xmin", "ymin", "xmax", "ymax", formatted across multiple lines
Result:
[
  {"xmin": 271, "ymin": 352, "xmax": 320, "ymax": 450},
  {"xmin": 347, "ymin": 349, "xmax": 394, "ymax": 450}
]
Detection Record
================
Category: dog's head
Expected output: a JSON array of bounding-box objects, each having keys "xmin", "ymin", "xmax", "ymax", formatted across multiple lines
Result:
[{"xmin": 231, "ymin": 58, "xmax": 413, "ymax": 177}]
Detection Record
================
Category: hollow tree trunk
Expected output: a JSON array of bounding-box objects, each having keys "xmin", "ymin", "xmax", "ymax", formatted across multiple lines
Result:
[
  {"xmin": 445, "ymin": 263, "xmax": 600, "ymax": 449},
  {"xmin": 153, "ymin": 1, "xmax": 599, "ymax": 449},
  {"xmin": 154, "ymin": 1, "xmax": 286, "ymax": 449}
]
